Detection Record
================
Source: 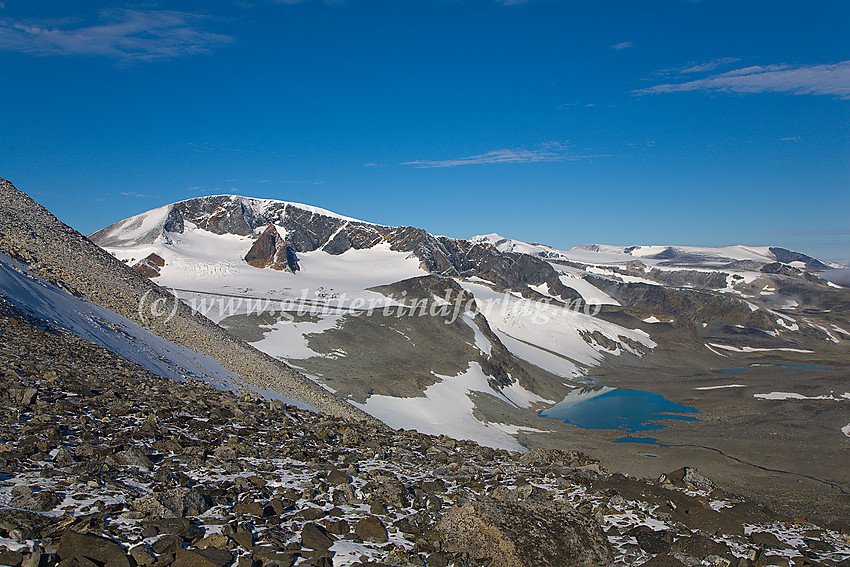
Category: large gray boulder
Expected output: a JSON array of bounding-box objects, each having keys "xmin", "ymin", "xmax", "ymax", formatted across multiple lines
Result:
[
  {"xmin": 436, "ymin": 497, "xmax": 613, "ymax": 567},
  {"xmin": 58, "ymin": 531, "xmax": 134, "ymax": 567}
]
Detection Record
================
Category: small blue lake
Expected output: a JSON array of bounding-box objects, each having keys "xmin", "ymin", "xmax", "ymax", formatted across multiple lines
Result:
[
  {"xmin": 613, "ymin": 436, "xmax": 659, "ymax": 444},
  {"xmin": 539, "ymin": 386, "xmax": 698, "ymax": 432}
]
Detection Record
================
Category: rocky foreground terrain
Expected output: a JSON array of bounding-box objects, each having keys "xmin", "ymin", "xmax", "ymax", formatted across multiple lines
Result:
[{"xmin": 2, "ymin": 299, "xmax": 850, "ymax": 567}]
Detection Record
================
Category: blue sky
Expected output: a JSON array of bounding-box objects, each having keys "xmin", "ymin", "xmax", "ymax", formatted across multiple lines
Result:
[{"xmin": 1, "ymin": 1, "xmax": 848, "ymax": 261}]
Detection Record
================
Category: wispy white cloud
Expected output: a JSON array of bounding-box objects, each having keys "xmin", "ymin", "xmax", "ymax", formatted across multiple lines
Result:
[
  {"xmin": 0, "ymin": 9, "xmax": 232, "ymax": 61},
  {"xmin": 676, "ymin": 57, "xmax": 740, "ymax": 74},
  {"xmin": 402, "ymin": 146, "xmax": 605, "ymax": 168},
  {"xmin": 120, "ymin": 191, "xmax": 149, "ymax": 198},
  {"xmin": 637, "ymin": 61, "xmax": 850, "ymax": 99},
  {"xmin": 493, "ymin": 0, "xmax": 531, "ymax": 5},
  {"xmin": 653, "ymin": 57, "xmax": 740, "ymax": 77},
  {"xmin": 611, "ymin": 41, "xmax": 634, "ymax": 51}
]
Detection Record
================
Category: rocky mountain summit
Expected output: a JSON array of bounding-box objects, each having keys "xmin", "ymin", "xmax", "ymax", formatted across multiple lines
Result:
[
  {"xmin": 2, "ymin": 299, "xmax": 849, "ymax": 567},
  {"xmin": 90, "ymin": 195, "xmax": 582, "ymax": 303}
]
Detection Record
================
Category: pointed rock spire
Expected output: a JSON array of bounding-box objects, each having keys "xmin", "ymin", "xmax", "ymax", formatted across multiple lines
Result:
[{"xmin": 244, "ymin": 225, "xmax": 299, "ymax": 272}]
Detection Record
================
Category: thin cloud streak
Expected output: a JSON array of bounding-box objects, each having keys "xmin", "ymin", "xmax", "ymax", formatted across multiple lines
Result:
[
  {"xmin": 676, "ymin": 57, "xmax": 740, "ymax": 74},
  {"xmin": 653, "ymin": 57, "xmax": 740, "ymax": 77},
  {"xmin": 0, "ymin": 9, "xmax": 232, "ymax": 61},
  {"xmin": 637, "ymin": 61, "xmax": 850, "ymax": 99},
  {"xmin": 402, "ymin": 147, "xmax": 605, "ymax": 168}
]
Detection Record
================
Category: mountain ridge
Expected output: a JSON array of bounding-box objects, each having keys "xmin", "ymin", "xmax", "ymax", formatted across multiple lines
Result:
[
  {"xmin": 0, "ymin": 178, "xmax": 376, "ymax": 424},
  {"xmin": 92, "ymin": 194, "xmax": 839, "ymax": 278}
]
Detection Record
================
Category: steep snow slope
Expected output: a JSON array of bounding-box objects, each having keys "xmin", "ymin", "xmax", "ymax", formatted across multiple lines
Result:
[{"xmin": 0, "ymin": 252, "xmax": 312, "ymax": 409}]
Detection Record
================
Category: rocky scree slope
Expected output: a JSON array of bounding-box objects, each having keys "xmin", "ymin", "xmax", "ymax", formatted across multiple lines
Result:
[
  {"xmin": 2, "ymin": 300, "xmax": 849, "ymax": 567},
  {"xmin": 0, "ymin": 178, "xmax": 370, "ymax": 422}
]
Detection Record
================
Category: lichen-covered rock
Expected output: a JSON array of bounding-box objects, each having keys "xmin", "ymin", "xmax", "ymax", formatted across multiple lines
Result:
[
  {"xmin": 171, "ymin": 547, "xmax": 234, "ymax": 567},
  {"xmin": 662, "ymin": 466, "xmax": 716, "ymax": 493},
  {"xmin": 9, "ymin": 487, "xmax": 62, "ymax": 512},
  {"xmin": 132, "ymin": 487, "xmax": 210, "ymax": 518},
  {"xmin": 518, "ymin": 447, "xmax": 600, "ymax": 469},
  {"xmin": 436, "ymin": 497, "xmax": 613, "ymax": 567},
  {"xmin": 58, "ymin": 531, "xmax": 133, "ymax": 567},
  {"xmin": 354, "ymin": 515, "xmax": 388, "ymax": 543}
]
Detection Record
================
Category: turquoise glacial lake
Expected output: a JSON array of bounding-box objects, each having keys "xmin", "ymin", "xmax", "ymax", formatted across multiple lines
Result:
[{"xmin": 539, "ymin": 385, "xmax": 698, "ymax": 432}]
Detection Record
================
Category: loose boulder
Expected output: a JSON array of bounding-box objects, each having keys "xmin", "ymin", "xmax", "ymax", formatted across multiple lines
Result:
[
  {"xmin": 58, "ymin": 531, "xmax": 133, "ymax": 567},
  {"xmin": 436, "ymin": 497, "xmax": 613, "ymax": 567}
]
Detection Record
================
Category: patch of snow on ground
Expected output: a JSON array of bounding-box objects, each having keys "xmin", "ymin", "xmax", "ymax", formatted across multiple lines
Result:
[
  {"xmin": 695, "ymin": 384, "xmax": 747, "ymax": 390},
  {"xmin": 753, "ymin": 392, "xmax": 848, "ymax": 401},
  {"xmin": 352, "ymin": 362, "xmax": 528, "ymax": 451},
  {"xmin": 709, "ymin": 343, "xmax": 814, "ymax": 354},
  {"xmin": 584, "ymin": 266, "xmax": 660, "ymax": 285},
  {"xmin": 488, "ymin": 423, "xmax": 553, "ymax": 435},
  {"xmin": 463, "ymin": 313, "xmax": 493, "ymax": 356},
  {"xmin": 704, "ymin": 344, "xmax": 728, "ymax": 357},
  {"xmin": 553, "ymin": 270, "xmax": 620, "ymax": 306},
  {"xmin": 500, "ymin": 380, "xmax": 555, "ymax": 409},
  {"xmin": 251, "ymin": 313, "xmax": 344, "ymax": 360},
  {"xmin": 804, "ymin": 320, "xmax": 840, "ymax": 343},
  {"xmin": 832, "ymin": 325, "xmax": 850, "ymax": 338}
]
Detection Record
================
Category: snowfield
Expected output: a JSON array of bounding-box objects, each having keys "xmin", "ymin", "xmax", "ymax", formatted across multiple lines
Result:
[
  {"xmin": 352, "ymin": 362, "xmax": 547, "ymax": 451},
  {"xmin": 460, "ymin": 280, "xmax": 656, "ymax": 378},
  {"xmin": 105, "ymin": 221, "xmax": 427, "ymax": 306}
]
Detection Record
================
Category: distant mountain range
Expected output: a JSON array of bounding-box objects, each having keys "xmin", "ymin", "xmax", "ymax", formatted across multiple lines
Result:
[{"xmin": 87, "ymin": 194, "xmax": 850, "ymax": 453}]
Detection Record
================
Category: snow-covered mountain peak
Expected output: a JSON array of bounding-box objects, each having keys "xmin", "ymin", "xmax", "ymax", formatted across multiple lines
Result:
[
  {"xmin": 471, "ymin": 233, "xmax": 568, "ymax": 260},
  {"xmin": 470, "ymin": 233, "xmax": 509, "ymax": 245},
  {"xmin": 90, "ymin": 194, "xmax": 374, "ymax": 248},
  {"xmin": 177, "ymin": 194, "xmax": 367, "ymax": 224}
]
